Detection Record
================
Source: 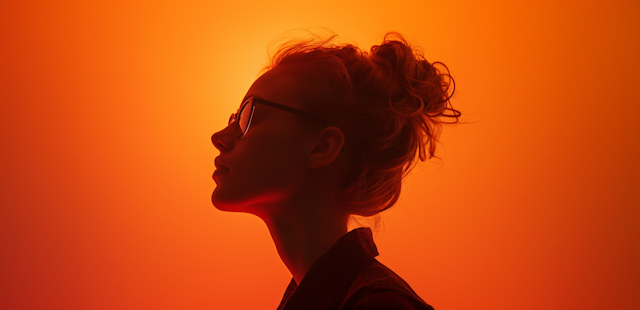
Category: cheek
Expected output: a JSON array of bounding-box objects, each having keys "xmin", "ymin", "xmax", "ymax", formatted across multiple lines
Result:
[
  {"xmin": 241, "ymin": 134, "xmax": 307, "ymax": 185},
  {"xmin": 244, "ymin": 121, "xmax": 309, "ymax": 176}
]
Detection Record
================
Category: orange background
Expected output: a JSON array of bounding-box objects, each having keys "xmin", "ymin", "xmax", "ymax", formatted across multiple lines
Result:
[{"xmin": 1, "ymin": 1, "xmax": 638, "ymax": 309}]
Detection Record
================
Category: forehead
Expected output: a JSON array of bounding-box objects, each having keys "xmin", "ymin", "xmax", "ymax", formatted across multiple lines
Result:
[{"xmin": 243, "ymin": 63, "xmax": 327, "ymax": 114}]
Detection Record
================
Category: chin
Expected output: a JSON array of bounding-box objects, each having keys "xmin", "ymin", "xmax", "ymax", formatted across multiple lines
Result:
[
  {"xmin": 211, "ymin": 190, "xmax": 236, "ymax": 212},
  {"xmin": 211, "ymin": 189, "xmax": 253, "ymax": 214},
  {"xmin": 211, "ymin": 188, "xmax": 282, "ymax": 219}
]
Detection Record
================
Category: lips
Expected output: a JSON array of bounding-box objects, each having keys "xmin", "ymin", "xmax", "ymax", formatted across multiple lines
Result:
[{"xmin": 215, "ymin": 158, "xmax": 230, "ymax": 171}]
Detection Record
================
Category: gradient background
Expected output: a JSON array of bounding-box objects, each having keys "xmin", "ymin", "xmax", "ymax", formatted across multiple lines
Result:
[{"xmin": 1, "ymin": 1, "xmax": 638, "ymax": 309}]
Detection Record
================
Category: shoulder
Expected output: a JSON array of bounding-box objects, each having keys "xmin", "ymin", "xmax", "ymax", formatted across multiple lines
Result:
[
  {"xmin": 355, "ymin": 259, "xmax": 420, "ymax": 294},
  {"xmin": 351, "ymin": 290, "xmax": 435, "ymax": 310},
  {"xmin": 336, "ymin": 259, "xmax": 434, "ymax": 310}
]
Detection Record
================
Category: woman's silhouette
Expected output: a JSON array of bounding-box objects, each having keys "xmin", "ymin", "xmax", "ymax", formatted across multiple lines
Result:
[{"xmin": 211, "ymin": 30, "xmax": 460, "ymax": 310}]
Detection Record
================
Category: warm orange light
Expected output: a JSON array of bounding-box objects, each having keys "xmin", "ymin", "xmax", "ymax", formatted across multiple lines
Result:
[{"xmin": 1, "ymin": 1, "xmax": 638, "ymax": 309}]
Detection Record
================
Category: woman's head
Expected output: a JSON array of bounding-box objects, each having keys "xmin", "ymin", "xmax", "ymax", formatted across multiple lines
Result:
[
  {"xmin": 211, "ymin": 30, "xmax": 460, "ymax": 226},
  {"xmin": 210, "ymin": 61, "xmax": 349, "ymax": 218}
]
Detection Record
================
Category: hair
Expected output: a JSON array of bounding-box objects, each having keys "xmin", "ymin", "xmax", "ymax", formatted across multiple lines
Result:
[{"xmin": 259, "ymin": 29, "xmax": 461, "ymax": 231}]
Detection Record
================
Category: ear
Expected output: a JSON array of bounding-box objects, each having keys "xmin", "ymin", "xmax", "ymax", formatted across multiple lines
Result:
[{"xmin": 307, "ymin": 126, "xmax": 345, "ymax": 169}]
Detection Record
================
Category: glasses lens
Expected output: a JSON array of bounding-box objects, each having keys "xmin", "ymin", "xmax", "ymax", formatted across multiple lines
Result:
[{"xmin": 237, "ymin": 98, "xmax": 252, "ymax": 137}]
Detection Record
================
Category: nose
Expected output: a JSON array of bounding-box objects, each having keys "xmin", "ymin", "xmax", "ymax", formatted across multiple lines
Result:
[{"xmin": 211, "ymin": 122, "xmax": 235, "ymax": 152}]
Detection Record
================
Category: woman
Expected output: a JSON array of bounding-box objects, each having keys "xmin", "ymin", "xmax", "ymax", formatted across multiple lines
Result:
[{"xmin": 211, "ymin": 30, "xmax": 460, "ymax": 310}]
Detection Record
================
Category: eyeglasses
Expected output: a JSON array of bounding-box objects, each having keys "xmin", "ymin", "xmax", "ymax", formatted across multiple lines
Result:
[
  {"xmin": 228, "ymin": 96, "xmax": 331, "ymax": 139},
  {"xmin": 228, "ymin": 96, "xmax": 345, "ymax": 152}
]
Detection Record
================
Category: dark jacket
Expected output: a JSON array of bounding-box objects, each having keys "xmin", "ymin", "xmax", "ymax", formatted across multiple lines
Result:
[{"xmin": 276, "ymin": 227, "xmax": 434, "ymax": 310}]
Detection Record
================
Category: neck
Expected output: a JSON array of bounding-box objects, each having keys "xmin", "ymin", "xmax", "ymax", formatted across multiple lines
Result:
[{"xmin": 258, "ymin": 194, "xmax": 348, "ymax": 286}]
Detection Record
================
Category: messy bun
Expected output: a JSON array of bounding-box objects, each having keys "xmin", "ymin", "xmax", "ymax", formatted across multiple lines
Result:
[{"xmin": 260, "ymin": 30, "xmax": 461, "ymax": 225}]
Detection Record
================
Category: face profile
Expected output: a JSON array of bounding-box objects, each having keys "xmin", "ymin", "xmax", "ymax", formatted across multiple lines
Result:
[
  {"xmin": 210, "ymin": 63, "xmax": 346, "ymax": 218},
  {"xmin": 209, "ymin": 30, "xmax": 459, "ymax": 309}
]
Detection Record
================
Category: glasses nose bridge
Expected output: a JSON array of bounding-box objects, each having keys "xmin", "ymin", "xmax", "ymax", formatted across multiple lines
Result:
[{"xmin": 228, "ymin": 112, "xmax": 236, "ymax": 125}]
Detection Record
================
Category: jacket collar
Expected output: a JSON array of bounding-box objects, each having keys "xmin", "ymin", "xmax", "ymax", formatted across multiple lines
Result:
[{"xmin": 278, "ymin": 227, "xmax": 379, "ymax": 310}]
